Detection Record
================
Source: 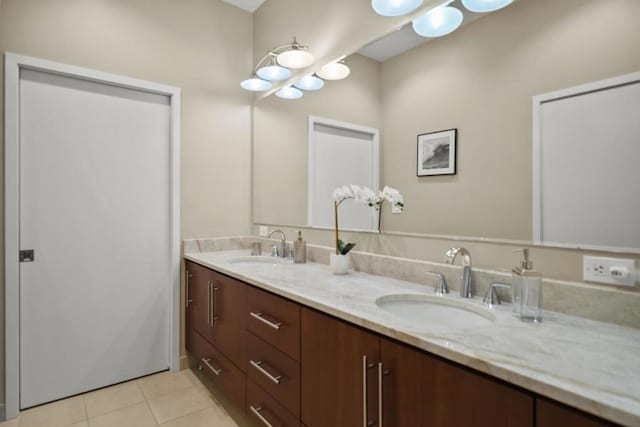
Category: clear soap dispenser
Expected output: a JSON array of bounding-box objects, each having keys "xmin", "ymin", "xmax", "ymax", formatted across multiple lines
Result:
[{"xmin": 512, "ymin": 248, "xmax": 543, "ymax": 323}]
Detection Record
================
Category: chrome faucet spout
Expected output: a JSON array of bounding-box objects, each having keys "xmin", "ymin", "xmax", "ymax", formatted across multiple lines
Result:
[
  {"xmin": 445, "ymin": 247, "xmax": 473, "ymax": 298},
  {"xmin": 267, "ymin": 230, "xmax": 287, "ymax": 258}
]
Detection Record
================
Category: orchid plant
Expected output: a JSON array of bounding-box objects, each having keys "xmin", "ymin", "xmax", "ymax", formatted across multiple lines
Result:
[{"xmin": 332, "ymin": 185, "xmax": 405, "ymax": 255}]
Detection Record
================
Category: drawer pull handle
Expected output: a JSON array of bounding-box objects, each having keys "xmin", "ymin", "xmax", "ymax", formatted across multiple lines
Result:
[
  {"xmin": 250, "ymin": 360, "xmax": 282, "ymax": 384},
  {"xmin": 250, "ymin": 405, "xmax": 275, "ymax": 427},
  {"xmin": 202, "ymin": 357, "xmax": 223, "ymax": 376},
  {"xmin": 250, "ymin": 312, "xmax": 282, "ymax": 330},
  {"xmin": 185, "ymin": 271, "xmax": 193, "ymax": 308}
]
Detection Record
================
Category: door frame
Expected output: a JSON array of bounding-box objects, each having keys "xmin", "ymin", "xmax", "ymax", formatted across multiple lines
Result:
[{"xmin": 4, "ymin": 52, "xmax": 182, "ymax": 420}]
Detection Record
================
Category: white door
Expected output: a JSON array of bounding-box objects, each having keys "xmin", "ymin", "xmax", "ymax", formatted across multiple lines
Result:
[
  {"xmin": 19, "ymin": 68, "xmax": 172, "ymax": 409},
  {"xmin": 308, "ymin": 119, "xmax": 379, "ymax": 231}
]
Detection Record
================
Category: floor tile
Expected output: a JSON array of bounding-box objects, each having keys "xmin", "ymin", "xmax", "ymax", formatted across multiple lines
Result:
[
  {"xmin": 138, "ymin": 371, "xmax": 194, "ymax": 399},
  {"xmin": 159, "ymin": 407, "xmax": 237, "ymax": 427},
  {"xmin": 147, "ymin": 387, "xmax": 211, "ymax": 424},
  {"xmin": 0, "ymin": 418, "xmax": 19, "ymax": 427},
  {"xmin": 183, "ymin": 368, "xmax": 206, "ymax": 389},
  {"xmin": 19, "ymin": 395, "xmax": 86, "ymax": 427},
  {"xmin": 69, "ymin": 422, "xmax": 89, "ymax": 427},
  {"xmin": 84, "ymin": 381, "xmax": 145, "ymax": 418},
  {"xmin": 88, "ymin": 402, "xmax": 156, "ymax": 427}
]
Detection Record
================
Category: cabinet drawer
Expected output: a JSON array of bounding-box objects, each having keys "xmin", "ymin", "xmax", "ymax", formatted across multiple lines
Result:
[
  {"xmin": 247, "ymin": 379, "xmax": 299, "ymax": 427},
  {"xmin": 246, "ymin": 332, "xmax": 300, "ymax": 417},
  {"xmin": 192, "ymin": 330, "xmax": 246, "ymax": 411},
  {"xmin": 247, "ymin": 286, "xmax": 300, "ymax": 361}
]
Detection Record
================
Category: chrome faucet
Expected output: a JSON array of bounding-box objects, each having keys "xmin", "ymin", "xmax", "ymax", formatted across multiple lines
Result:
[
  {"xmin": 267, "ymin": 229, "xmax": 287, "ymax": 258},
  {"xmin": 445, "ymin": 247, "xmax": 473, "ymax": 298}
]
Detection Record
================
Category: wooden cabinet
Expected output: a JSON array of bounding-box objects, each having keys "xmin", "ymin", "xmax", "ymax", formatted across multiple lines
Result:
[
  {"xmin": 301, "ymin": 308, "xmax": 379, "ymax": 427},
  {"xmin": 537, "ymin": 398, "xmax": 616, "ymax": 427},
  {"xmin": 186, "ymin": 260, "xmax": 618, "ymax": 427},
  {"xmin": 210, "ymin": 271, "xmax": 246, "ymax": 368},
  {"xmin": 301, "ymin": 310, "xmax": 533, "ymax": 427}
]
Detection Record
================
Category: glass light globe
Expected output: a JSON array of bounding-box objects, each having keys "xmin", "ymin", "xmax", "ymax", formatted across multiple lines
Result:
[
  {"xmin": 277, "ymin": 49, "xmax": 314, "ymax": 69},
  {"xmin": 240, "ymin": 78, "xmax": 272, "ymax": 91},
  {"xmin": 317, "ymin": 61, "xmax": 351, "ymax": 81},
  {"xmin": 412, "ymin": 5, "xmax": 463, "ymax": 38},
  {"xmin": 256, "ymin": 65, "xmax": 292, "ymax": 82},
  {"xmin": 294, "ymin": 75, "xmax": 325, "ymax": 91},
  {"xmin": 461, "ymin": 0, "xmax": 513, "ymax": 13},
  {"xmin": 371, "ymin": 0, "xmax": 424, "ymax": 17},
  {"xmin": 275, "ymin": 86, "xmax": 304, "ymax": 100}
]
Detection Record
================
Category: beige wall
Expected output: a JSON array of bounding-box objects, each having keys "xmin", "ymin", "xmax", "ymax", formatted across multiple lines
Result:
[
  {"xmin": 0, "ymin": 0, "xmax": 254, "ymax": 404},
  {"xmin": 253, "ymin": 53, "xmax": 381, "ymax": 225},
  {"xmin": 252, "ymin": 0, "xmax": 640, "ymax": 283},
  {"xmin": 382, "ymin": 0, "xmax": 640, "ymax": 239}
]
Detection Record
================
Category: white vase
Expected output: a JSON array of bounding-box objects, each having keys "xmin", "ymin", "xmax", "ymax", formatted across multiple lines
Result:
[{"xmin": 330, "ymin": 253, "xmax": 351, "ymax": 275}]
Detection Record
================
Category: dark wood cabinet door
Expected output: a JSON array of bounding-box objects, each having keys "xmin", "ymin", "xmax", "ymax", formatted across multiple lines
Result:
[
  {"xmin": 301, "ymin": 308, "xmax": 379, "ymax": 427},
  {"xmin": 422, "ymin": 351, "xmax": 534, "ymax": 427},
  {"xmin": 185, "ymin": 261, "xmax": 212, "ymax": 344},
  {"xmin": 537, "ymin": 398, "xmax": 617, "ymax": 427},
  {"xmin": 210, "ymin": 271, "xmax": 246, "ymax": 369},
  {"xmin": 379, "ymin": 338, "xmax": 425, "ymax": 427}
]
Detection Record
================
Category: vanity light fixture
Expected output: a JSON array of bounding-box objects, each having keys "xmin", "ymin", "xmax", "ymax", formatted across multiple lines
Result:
[
  {"xmin": 240, "ymin": 75, "xmax": 273, "ymax": 91},
  {"xmin": 461, "ymin": 0, "xmax": 513, "ymax": 13},
  {"xmin": 256, "ymin": 56, "xmax": 292, "ymax": 82},
  {"xmin": 276, "ymin": 37, "xmax": 314, "ymax": 69},
  {"xmin": 317, "ymin": 60, "xmax": 351, "ymax": 81},
  {"xmin": 241, "ymin": 37, "xmax": 313, "ymax": 92},
  {"xmin": 275, "ymin": 86, "xmax": 304, "ymax": 100},
  {"xmin": 371, "ymin": 0, "xmax": 424, "ymax": 17},
  {"xmin": 412, "ymin": 3, "xmax": 463, "ymax": 38},
  {"xmin": 294, "ymin": 74, "xmax": 325, "ymax": 91}
]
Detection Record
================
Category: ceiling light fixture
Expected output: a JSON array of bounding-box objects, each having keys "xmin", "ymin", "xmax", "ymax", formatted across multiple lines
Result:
[
  {"xmin": 371, "ymin": 0, "xmax": 424, "ymax": 17},
  {"xmin": 294, "ymin": 74, "xmax": 325, "ymax": 91},
  {"xmin": 412, "ymin": 4, "xmax": 463, "ymax": 38},
  {"xmin": 461, "ymin": 0, "xmax": 513, "ymax": 13},
  {"xmin": 241, "ymin": 36, "xmax": 314, "ymax": 92},
  {"xmin": 276, "ymin": 86, "xmax": 304, "ymax": 100},
  {"xmin": 317, "ymin": 60, "xmax": 351, "ymax": 81}
]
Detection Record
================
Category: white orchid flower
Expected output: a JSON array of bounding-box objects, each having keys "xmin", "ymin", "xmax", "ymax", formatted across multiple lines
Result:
[{"xmin": 381, "ymin": 186, "xmax": 405, "ymax": 211}]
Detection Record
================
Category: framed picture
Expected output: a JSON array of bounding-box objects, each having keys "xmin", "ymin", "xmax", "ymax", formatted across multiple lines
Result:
[{"xmin": 417, "ymin": 128, "xmax": 457, "ymax": 176}]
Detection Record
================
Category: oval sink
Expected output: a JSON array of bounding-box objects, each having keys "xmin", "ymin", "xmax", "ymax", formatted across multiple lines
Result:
[
  {"xmin": 375, "ymin": 294, "xmax": 495, "ymax": 328},
  {"xmin": 228, "ymin": 256, "xmax": 283, "ymax": 266}
]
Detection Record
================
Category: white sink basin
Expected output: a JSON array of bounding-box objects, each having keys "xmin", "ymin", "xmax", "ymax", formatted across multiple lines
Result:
[
  {"xmin": 228, "ymin": 256, "xmax": 283, "ymax": 266},
  {"xmin": 375, "ymin": 294, "xmax": 495, "ymax": 328}
]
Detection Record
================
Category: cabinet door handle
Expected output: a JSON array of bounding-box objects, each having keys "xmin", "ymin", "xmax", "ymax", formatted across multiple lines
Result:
[
  {"xmin": 250, "ymin": 312, "xmax": 282, "ymax": 330},
  {"xmin": 212, "ymin": 285, "xmax": 220, "ymax": 322},
  {"xmin": 250, "ymin": 406, "xmax": 275, "ymax": 427},
  {"xmin": 201, "ymin": 357, "xmax": 223, "ymax": 376},
  {"xmin": 378, "ymin": 363, "xmax": 384, "ymax": 427},
  {"xmin": 207, "ymin": 281, "xmax": 212, "ymax": 326},
  {"xmin": 250, "ymin": 360, "xmax": 282, "ymax": 384},
  {"xmin": 185, "ymin": 271, "xmax": 193, "ymax": 308},
  {"xmin": 362, "ymin": 355, "xmax": 375, "ymax": 427}
]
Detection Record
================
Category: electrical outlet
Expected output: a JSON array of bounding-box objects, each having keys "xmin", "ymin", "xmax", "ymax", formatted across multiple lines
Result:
[
  {"xmin": 391, "ymin": 204, "xmax": 402, "ymax": 214},
  {"xmin": 258, "ymin": 226, "xmax": 269, "ymax": 237},
  {"xmin": 583, "ymin": 256, "xmax": 636, "ymax": 287}
]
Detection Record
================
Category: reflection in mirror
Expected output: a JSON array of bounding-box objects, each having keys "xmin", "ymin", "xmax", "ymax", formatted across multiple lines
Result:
[
  {"xmin": 253, "ymin": 0, "xmax": 640, "ymax": 251},
  {"xmin": 308, "ymin": 117, "xmax": 379, "ymax": 231}
]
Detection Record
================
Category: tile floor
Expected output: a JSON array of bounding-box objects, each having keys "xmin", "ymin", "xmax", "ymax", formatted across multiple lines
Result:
[{"xmin": 0, "ymin": 369, "xmax": 244, "ymax": 427}]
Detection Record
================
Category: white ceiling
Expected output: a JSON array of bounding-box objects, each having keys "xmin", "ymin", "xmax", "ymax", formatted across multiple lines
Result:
[{"xmin": 221, "ymin": 0, "xmax": 267, "ymax": 13}]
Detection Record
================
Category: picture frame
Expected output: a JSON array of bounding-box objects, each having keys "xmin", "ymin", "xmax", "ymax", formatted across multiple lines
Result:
[{"xmin": 417, "ymin": 128, "xmax": 457, "ymax": 177}]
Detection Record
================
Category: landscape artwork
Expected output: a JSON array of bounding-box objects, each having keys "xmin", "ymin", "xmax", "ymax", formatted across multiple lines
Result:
[{"xmin": 417, "ymin": 129, "xmax": 457, "ymax": 176}]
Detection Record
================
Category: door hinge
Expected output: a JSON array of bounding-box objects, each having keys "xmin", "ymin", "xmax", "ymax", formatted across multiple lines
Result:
[{"xmin": 20, "ymin": 249, "xmax": 35, "ymax": 262}]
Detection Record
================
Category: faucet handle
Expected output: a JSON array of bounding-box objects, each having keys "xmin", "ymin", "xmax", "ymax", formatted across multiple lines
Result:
[
  {"xmin": 426, "ymin": 271, "xmax": 449, "ymax": 295},
  {"xmin": 270, "ymin": 245, "xmax": 279, "ymax": 257},
  {"xmin": 483, "ymin": 283, "xmax": 511, "ymax": 308}
]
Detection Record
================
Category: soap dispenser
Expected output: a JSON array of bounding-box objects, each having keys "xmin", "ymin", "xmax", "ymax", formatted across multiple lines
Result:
[
  {"xmin": 293, "ymin": 230, "xmax": 307, "ymax": 264},
  {"xmin": 512, "ymin": 248, "xmax": 543, "ymax": 323}
]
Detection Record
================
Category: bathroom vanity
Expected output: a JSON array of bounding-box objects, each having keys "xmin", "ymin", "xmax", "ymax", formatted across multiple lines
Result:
[{"xmin": 184, "ymin": 248, "xmax": 638, "ymax": 427}]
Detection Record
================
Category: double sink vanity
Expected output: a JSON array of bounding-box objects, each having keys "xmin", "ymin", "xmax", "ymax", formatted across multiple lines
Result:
[{"xmin": 184, "ymin": 239, "xmax": 640, "ymax": 427}]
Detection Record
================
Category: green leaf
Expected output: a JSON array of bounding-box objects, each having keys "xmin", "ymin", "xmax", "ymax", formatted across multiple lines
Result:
[{"xmin": 337, "ymin": 239, "xmax": 356, "ymax": 255}]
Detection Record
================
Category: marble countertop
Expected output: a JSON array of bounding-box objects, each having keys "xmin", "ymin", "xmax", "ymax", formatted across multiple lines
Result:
[{"xmin": 185, "ymin": 250, "xmax": 640, "ymax": 426}]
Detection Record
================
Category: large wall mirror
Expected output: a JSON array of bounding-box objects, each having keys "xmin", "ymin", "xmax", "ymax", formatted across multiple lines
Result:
[{"xmin": 252, "ymin": 0, "xmax": 640, "ymax": 252}]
